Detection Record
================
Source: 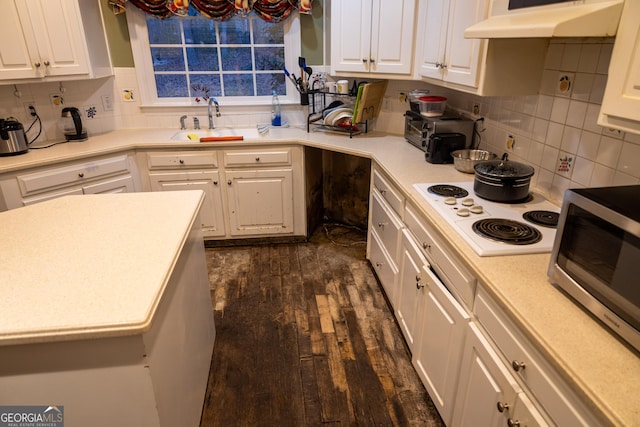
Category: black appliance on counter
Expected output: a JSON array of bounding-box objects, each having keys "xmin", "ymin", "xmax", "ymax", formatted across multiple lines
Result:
[
  {"xmin": 425, "ymin": 132, "xmax": 466, "ymax": 164},
  {"xmin": 404, "ymin": 110, "xmax": 474, "ymax": 153},
  {"xmin": 0, "ymin": 118, "xmax": 29, "ymax": 156}
]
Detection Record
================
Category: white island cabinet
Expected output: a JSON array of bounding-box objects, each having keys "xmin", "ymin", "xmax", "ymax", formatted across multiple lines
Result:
[{"xmin": 0, "ymin": 191, "xmax": 215, "ymax": 427}]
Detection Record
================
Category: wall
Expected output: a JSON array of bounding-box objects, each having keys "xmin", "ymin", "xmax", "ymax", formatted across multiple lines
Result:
[{"xmin": 375, "ymin": 38, "xmax": 640, "ymax": 204}]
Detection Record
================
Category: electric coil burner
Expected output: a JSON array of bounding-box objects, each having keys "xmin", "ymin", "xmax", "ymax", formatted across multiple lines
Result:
[
  {"xmin": 414, "ymin": 181, "xmax": 560, "ymax": 256},
  {"xmin": 428, "ymin": 184, "xmax": 469, "ymax": 198},
  {"xmin": 522, "ymin": 210, "xmax": 559, "ymax": 228},
  {"xmin": 472, "ymin": 218, "xmax": 542, "ymax": 245}
]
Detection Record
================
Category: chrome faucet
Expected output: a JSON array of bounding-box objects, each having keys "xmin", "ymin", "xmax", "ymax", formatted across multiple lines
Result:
[
  {"xmin": 193, "ymin": 116, "xmax": 200, "ymax": 130},
  {"xmin": 179, "ymin": 115, "xmax": 187, "ymax": 130},
  {"xmin": 208, "ymin": 97, "xmax": 221, "ymax": 129}
]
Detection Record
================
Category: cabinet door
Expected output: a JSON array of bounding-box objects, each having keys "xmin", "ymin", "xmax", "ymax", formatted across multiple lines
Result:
[
  {"xmin": 149, "ymin": 171, "xmax": 225, "ymax": 237},
  {"xmin": 225, "ymin": 169, "xmax": 293, "ymax": 236},
  {"xmin": 442, "ymin": 0, "xmax": 488, "ymax": 87},
  {"xmin": 413, "ymin": 264, "xmax": 470, "ymax": 425},
  {"xmin": 396, "ymin": 229, "xmax": 428, "ymax": 349},
  {"xmin": 369, "ymin": 0, "xmax": 416, "ymax": 74},
  {"xmin": 0, "ymin": 2, "xmax": 40, "ymax": 79},
  {"xmin": 452, "ymin": 322, "xmax": 520, "ymax": 427},
  {"xmin": 598, "ymin": 0, "xmax": 640, "ymax": 133},
  {"xmin": 414, "ymin": 0, "xmax": 449, "ymax": 79},
  {"xmin": 330, "ymin": 0, "xmax": 373, "ymax": 73}
]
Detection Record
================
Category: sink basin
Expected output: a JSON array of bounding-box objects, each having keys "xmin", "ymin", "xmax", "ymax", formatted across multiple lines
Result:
[{"xmin": 170, "ymin": 128, "xmax": 261, "ymax": 141}]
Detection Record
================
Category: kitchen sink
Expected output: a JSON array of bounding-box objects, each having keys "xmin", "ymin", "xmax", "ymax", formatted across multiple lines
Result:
[{"xmin": 170, "ymin": 127, "xmax": 262, "ymax": 141}]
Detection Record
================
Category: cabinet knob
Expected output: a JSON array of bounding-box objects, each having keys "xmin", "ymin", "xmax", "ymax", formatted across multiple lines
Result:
[
  {"xmin": 377, "ymin": 222, "xmax": 387, "ymax": 229},
  {"xmin": 78, "ymin": 173, "xmax": 84, "ymax": 178},
  {"xmin": 370, "ymin": 58, "xmax": 375, "ymax": 63},
  {"xmin": 440, "ymin": 63, "xmax": 447, "ymax": 69},
  {"xmin": 496, "ymin": 401, "xmax": 510, "ymax": 413},
  {"xmin": 227, "ymin": 179, "xmax": 232, "ymax": 185},
  {"xmin": 44, "ymin": 60, "xmax": 50, "ymax": 67},
  {"xmin": 507, "ymin": 419, "xmax": 520, "ymax": 427},
  {"xmin": 255, "ymin": 157, "xmax": 260, "ymax": 162},
  {"xmin": 362, "ymin": 58, "xmax": 368, "ymax": 63},
  {"xmin": 511, "ymin": 360, "xmax": 526, "ymax": 372},
  {"xmin": 375, "ymin": 261, "xmax": 383, "ymax": 268},
  {"xmin": 422, "ymin": 242, "xmax": 431, "ymax": 251},
  {"xmin": 34, "ymin": 62, "xmax": 41, "ymax": 68},
  {"xmin": 179, "ymin": 159, "xmax": 184, "ymax": 164},
  {"xmin": 379, "ymin": 189, "xmax": 386, "ymax": 195},
  {"xmin": 416, "ymin": 275, "xmax": 424, "ymax": 290},
  {"xmin": 213, "ymin": 180, "xmax": 218, "ymax": 185}
]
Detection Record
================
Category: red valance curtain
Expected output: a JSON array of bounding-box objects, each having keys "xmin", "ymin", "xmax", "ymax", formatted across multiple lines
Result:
[{"xmin": 109, "ymin": 0, "xmax": 311, "ymax": 22}]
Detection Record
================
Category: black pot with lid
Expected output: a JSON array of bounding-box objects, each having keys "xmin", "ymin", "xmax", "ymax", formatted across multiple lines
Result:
[
  {"xmin": 473, "ymin": 153, "xmax": 535, "ymax": 202},
  {"xmin": 0, "ymin": 118, "xmax": 29, "ymax": 156}
]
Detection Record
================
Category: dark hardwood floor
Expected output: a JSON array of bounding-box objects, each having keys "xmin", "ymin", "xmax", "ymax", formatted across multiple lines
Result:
[{"xmin": 200, "ymin": 224, "xmax": 445, "ymax": 426}]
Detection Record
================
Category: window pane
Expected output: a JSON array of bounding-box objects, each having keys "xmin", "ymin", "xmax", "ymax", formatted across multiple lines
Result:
[
  {"xmin": 218, "ymin": 20, "xmax": 250, "ymax": 44},
  {"xmin": 220, "ymin": 47, "xmax": 252, "ymax": 71},
  {"xmin": 184, "ymin": 19, "xmax": 217, "ymax": 44},
  {"xmin": 254, "ymin": 47, "xmax": 284, "ymax": 71},
  {"xmin": 155, "ymin": 74, "xmax": 189, "ymax": 97},
  {"xmin": 151, "ymin": 47, "xmax": 185, "ymax": 72},
  {"xmin": 256, "ymin": 73, "xmax": 285, "ymax": 96},
  {"xmin": 147, "ymin": 17, "xmax": 181, "ymax": 44},
  {"xmin": 253, "ymin": 20, "xmax": 284, "ymax": 44},
  {"xmin": 186, "ymin": 47, "xmax": 219, "ymax": 71},
  {"xmin": 223, "ymin": 74, "xmax": 255, "ymax": 96},
  {"xmin": 191, "ymin": 74, "xmax": 222, "ymax": 98}
]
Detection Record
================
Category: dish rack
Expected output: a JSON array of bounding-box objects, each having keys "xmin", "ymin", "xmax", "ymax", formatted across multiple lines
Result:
[{"xmin": 306, "ymin": 90, "xmax": 368, "ymax": 138}]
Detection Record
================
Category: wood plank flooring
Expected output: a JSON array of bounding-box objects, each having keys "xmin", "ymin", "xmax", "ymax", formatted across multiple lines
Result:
[{"xmin": 200, "ymin": 224, "xmax": 445, "ymax": 426}]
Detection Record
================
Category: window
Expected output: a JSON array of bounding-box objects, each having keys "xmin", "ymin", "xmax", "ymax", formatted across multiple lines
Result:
[{"xmin": 127, "ymin": 8, "xmax": 300, "ymax": 106}]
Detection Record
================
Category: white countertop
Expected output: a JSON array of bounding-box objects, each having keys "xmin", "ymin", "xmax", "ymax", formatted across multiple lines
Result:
[
  {"xmin": 0, "ymin": 190, "xmax": 204, "ymax": 345},
  {"xmin": 0, "ymin": 127, "xmax": 638, "ymax": 426}
]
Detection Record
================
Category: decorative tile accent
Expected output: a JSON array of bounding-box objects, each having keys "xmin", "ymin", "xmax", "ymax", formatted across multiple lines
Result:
[
  {"xmin": 83, "ymin": 105, "xmax": 97, "ymax": 119},
  {"xmin": 556, "ymin": 153, "xmax": 574, "ymax": 177},
  {"xmin": 556, "ymin": 73, "xmax": 574, "ymax": 97},
  {"xmin": 49, "ymin": 94, "xmax": 64, "ymax": 107},
  {"xmin": 122, "ymin": 89, "xmax": 135, "ymax": 102}
]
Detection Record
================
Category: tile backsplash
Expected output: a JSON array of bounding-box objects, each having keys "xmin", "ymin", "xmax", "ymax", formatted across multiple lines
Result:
[
  {"xmin": 2, "ymin": 38, "xmax": 639, "ymax": 205},
  {"xmin": 378, "ymin": 38, "xmax": 640, "ymax": 204}
]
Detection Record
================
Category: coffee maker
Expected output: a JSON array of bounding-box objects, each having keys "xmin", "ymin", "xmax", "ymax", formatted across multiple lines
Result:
[{"xmin": 60, "ymin": 107, "xmax": 87, "ymax": 141}]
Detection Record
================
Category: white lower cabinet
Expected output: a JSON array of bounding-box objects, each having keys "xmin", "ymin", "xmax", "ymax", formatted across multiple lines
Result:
[
  {"xmin": 144, "ymin": 146, "xmax": 304, "ymax": 240},
  {"xmin": 396, "ymin": 229, "xmax": 426, "ymax": 349},
  {"xmin": 0, "ymin": 154, "xmax": 139, "ymax": 210},
  {"xmin": 452, "ymin": 322, "xmax": 546, "ymax": 427},
  {"xmin": 149, "ymin": 171, "xmax": 225, "ymax": 238}
]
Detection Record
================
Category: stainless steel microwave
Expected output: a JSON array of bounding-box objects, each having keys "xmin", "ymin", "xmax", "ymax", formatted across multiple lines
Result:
[{"xmin": 548, "ymin": 185, "xmax": 640, "ymax": 353}]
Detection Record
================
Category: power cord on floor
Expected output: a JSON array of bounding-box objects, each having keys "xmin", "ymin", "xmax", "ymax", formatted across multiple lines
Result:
[{"xmin": 322, "ymin": 222, "xmax": 367, "ymax": 247}]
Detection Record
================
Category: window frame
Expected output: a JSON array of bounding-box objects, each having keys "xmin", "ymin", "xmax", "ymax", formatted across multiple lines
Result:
[{"xmin": 126, "ymin": 7, "xmax": 301, "ymax": 107}]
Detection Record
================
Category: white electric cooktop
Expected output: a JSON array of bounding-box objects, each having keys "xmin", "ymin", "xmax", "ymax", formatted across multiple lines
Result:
[{"xmin": 414, "ymin": 182, "xmax": 560, "ymax": 256}]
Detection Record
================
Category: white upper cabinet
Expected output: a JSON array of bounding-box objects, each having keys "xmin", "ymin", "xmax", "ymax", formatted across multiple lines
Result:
[
  {"xmin": 331, "ymin": 0, "xmax": 416, "ymax": 76},
  {"xmin": 0, "ymin": 0, "xmax": 112, "ymax": 83},
  {"xmin": 414, "ymin": 0, "xmax": 488, "ymax": 87},
  {"xmin": 598, "ymin": 0, "xmax": 640, "ymax": 135},
  {"xmin": 414, "ymin": 0, "xmax": 548, "ymax": 95}
]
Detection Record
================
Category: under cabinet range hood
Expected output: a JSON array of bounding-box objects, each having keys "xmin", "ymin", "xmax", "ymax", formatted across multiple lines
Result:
[{"xmin": 464, "ymin": 0, "xmax": 624, "ymax": 39}]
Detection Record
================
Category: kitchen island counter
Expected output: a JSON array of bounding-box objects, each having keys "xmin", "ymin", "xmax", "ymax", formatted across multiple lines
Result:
[
  {"xmin": 0, "ymin": 127, "xmax": 637, "ymax": 426},
  {"xmin": 0, "ymin": 190, "xmax": 215, "ymax": 427}
]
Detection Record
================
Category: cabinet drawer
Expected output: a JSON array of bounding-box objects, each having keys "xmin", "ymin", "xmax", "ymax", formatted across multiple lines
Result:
[
  {"xmin": 404, "ymin": 203, "xmax": 476, "ymax": 309},
  {"xmin": 147, "ymin": 151, "xmax": 218, "ymax": 169},
  {"xmin": 372, "ymin": 168, "xmax": 404, "ymax": 218},
  {"xmin": 369, "ymin": 230, "xmax": 399, "ymax": 302},
  {"xmin": 371, "ymin": 189, "xmax": 403, "ymax": 262},
  {"xmin": 474, "ymin": 289, "xmax": 598, "ymax": 426},
  {"xmin": 224, "ymin": 148, "xmax": 291, "ymax": 167},
  {"xmin": 17, "ymin": 155, "xmax": 130, "ymax": 196}
]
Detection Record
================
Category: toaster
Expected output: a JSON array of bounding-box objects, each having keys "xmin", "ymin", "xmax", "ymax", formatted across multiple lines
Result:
[{"xmin": 425, "ymin": 132, "xmax": 466, "ymax": 164}]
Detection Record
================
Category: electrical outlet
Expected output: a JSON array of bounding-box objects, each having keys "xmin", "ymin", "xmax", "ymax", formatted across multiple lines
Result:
[{"xmin": 23, "ymin": 102, "xmax": 37, "ymax": 118}]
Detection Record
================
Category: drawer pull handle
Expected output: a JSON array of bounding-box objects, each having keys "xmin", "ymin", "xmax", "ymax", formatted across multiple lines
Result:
[
  {"xmin": 511, "ymin": 360, "xmax": 526, "ymax": 372},
  {"xmin": 422, "ymin": 242, "xmax": 431, "ymax": 250},
  {"xmin": 78, "ymin": 173, "xmax": 84, "ymax": 178},
  {"xmin": 507, "ymin": 419, "xmax": 520, "ymax": 427},
  {"xmin": 416, "ymin": 275, "xmax": 424, "ymax": 290},
  {"xmin": 377, "ymin": 222, "xmax": 387, "ymax": 229},
  {"xmin": 496, "ymin": 401, "xmax": 510, "ymax": 413}
]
